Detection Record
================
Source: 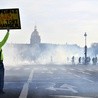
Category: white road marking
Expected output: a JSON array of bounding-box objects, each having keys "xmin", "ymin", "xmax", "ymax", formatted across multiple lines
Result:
[
  {"xmin": 19, "ymin": 69, "xmax": 34, "ymax": 98},
  {"xmin": 70, "ymin": 73, "xmax": 94, "ymax": 83},
  {"xmin": 81, "ymin": 71, "xmax": 91, "ymax": 75},
  {"xmin": 73, "ymin": 74, "xmax": 81, "ymax": 78},
  {"xmin": 82, "ymin": 77, "xmax": 94, "ymax": 83},
  {"xmin": 46, "ymin": 83, "xmax": 78, "ymax": 93},
  {"xmin": 47, "ymin": 87, "xmax": 78, "ymax": 93},
  {"xmin": 77, "ymin": 70, "xmax": 91, "ymax": 75},
  {"xmin": 60, "ymin": 84, "xmax": 78, "ymax": 93},
  {"xmin": 73, "ymin": 73, "xmax": 94, "ymax": 83},
  {"xmin": 50, "ymin": 95, "xmax": 91, "ymax": 98}
]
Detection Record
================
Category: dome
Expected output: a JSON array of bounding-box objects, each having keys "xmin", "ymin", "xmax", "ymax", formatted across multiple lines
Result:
[{"xmin": 30, "ymin": 26, "xmax": 41, "ymax": 45}]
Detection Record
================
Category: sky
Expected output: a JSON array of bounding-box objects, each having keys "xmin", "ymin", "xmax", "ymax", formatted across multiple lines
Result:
[{"xmin": 0, "ymin": 0, "xmax": 98, "ymax": 47}]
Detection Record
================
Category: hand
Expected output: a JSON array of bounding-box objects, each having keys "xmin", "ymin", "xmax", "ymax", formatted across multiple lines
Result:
[{"xmin": 7, "ymin": 28, "xmax": 10, "ymax": 32}]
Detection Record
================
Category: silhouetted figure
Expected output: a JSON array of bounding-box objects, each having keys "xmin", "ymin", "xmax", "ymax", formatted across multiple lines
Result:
[
  {"xmin": 79, "ymin": 57, "xmax": 81, "ymax": 64},
  {"xmin": 95, "ymin": 57, "xmax": 97, "ymax": 64},
  {"xmin": 0, "ymin": 29, "xmax": 9, "ymax": 94},
  {"xmin": 86, "ymin": 57, "xmax": 91, "ymax": 64},
  {"xmin": 92, "ymin": 57, "xmax": 97, "ymax": 65},
  {"xmin": 72, "ymin": 56, "xmax": 75, "ymax": 65},
  {"xmin": 92, "ymin": 57, "xmax": 94, "ymax": 65}
]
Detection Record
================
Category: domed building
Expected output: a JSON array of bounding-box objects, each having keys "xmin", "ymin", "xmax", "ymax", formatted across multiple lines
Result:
[{"xmin": 30, "ymin": 26, "xmax": 41, "ymax": 45}]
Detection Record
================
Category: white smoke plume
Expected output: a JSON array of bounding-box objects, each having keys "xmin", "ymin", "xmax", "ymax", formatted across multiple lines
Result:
[{"xmin": 2, "ymin": 44, "xmax": 84, "ymax": 66}]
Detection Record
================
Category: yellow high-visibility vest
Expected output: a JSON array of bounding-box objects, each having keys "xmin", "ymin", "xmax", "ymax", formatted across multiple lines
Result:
[{"xmin": 0, "ymin": 32, "xmax": 9, "ymax": 60}]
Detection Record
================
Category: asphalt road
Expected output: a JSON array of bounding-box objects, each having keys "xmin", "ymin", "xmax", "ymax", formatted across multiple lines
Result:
[{"xmin": 0, "ymin": 64, "xmax": 98, "ymax": 98}]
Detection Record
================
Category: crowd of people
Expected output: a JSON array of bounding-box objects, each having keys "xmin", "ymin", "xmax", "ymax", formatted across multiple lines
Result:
[{"xmin": 68, "ymin": 56, "xmax": 98, "ymax": 65}]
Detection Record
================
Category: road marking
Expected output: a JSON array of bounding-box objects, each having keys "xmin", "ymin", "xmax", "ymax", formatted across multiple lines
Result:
[
  {"xmin": 19, "ymin": 69, "xmax": 34, "ymax": 98},
  {"xmin": 60, "ymin": 84, "xmax": 78, "ymax": 93},
  {"xmin": 46, "ymin": 83, "xmax": 78, "ymax": 93},
  {"xmin": 82, "ymin": 77, "xmax": 94, "ymax": 83},
  {"xmin": 50, "ymin": 95, "xmax": 91, "ymax": 98},
  {"xmin": 72, "ymin": 73, "xmax": 94, "ymax": 83}
]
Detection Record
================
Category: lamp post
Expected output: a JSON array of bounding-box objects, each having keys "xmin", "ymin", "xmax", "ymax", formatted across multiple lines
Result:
[{"xmin": 84, "ymin": 32, "xmax": 87, "ymax": 65}]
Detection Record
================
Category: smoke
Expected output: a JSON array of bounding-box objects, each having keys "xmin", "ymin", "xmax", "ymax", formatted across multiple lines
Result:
[
  {"xmin": 36, "ymin": 46, "xmax": 67, "ymax": 64},
  {"xmin": 3, "ymin": 45, "xmax": 34, "ymax": 66},
  {"xmin": 2, "ymin": 44, "xmax": 84, "ymax": 66}
]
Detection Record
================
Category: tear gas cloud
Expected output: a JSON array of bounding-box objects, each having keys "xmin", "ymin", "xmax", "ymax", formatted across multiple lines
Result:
[{"xmin": 3, "ymin": 44, "xmax": 95, "ymax": 66}]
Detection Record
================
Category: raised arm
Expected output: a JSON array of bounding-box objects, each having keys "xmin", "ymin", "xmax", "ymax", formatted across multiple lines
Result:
[{"xmin": 0, "ymin": 29, "xmax": 9, "ymax": 48}]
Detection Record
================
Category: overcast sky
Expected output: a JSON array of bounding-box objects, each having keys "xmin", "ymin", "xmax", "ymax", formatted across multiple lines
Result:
[{"xmin": 0, "ymin": 0, "xmax": 98, "ymax": 47}]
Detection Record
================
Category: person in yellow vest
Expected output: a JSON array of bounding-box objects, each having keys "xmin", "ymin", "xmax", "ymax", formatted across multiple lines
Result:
[{"xmin": 0, "ymin": 28, "xmax": 9, "ymax": 94}]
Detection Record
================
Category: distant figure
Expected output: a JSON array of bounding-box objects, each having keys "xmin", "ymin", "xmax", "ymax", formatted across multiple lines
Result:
[
  {"xmin": 72, "ymin": 56, "xmax": 75, "ymax": 64},
  {"xmin": 86, "ymin": 57, "xmax": 91, "ymax": 64},
  {"xmin": 0, "ymin": 29, "xmax": 9, "ymax": 94},
  {"xmin": 92, "ymin": 57, "xmax": 94, "ymax": 65},
  {"xmin": 92, "ymin": 57, "xmax": 97, "ymax": 65},
  {"xmin": 95, "ymin": 57, "xmax": 97, "ymax": 64},
  {"xmin": 78, "ymin": 57, "xmax": 81, "ymax": 64}
]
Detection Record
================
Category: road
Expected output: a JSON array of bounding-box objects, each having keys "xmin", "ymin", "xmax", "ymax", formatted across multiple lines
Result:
[{"xmin": 0, "ymin": 64, "xmax": 98, "ymax": 98}]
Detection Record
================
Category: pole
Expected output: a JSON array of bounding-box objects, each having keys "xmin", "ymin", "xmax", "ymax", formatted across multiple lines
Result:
[{"xmin": 84, "ymin": 32, "xmax": 87, "ymax": 65}]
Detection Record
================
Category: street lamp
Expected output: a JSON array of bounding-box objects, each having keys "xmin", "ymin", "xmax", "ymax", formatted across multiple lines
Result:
[{"xmin": 84, "ymin": 32, "xmax": 87, "ymax": 65}]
